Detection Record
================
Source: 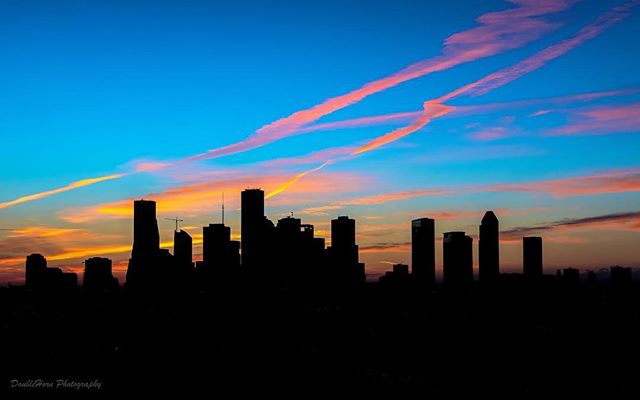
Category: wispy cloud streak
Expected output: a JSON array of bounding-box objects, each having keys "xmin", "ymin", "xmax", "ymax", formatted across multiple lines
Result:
[
  {"xmin": 436, "ymin": 0, "xmax": 640, "ymax": 103},
  {"xmin": 183, "ymin": 0, "xmax": 571, "ymax": 163},
  {"xmin": 547, "ymin": 102, "xmax": 640, "ymax": 136},
  {"xmin": 0, "ymin": 174, "xmax": 125, "ymax": 210},
  {"xmin": 501, "ymin": 211, "xmax": 640, "ymax": 238},
  {"xmin": 482, "ymin": 168, "xmax": 640, "ymax": 197}
]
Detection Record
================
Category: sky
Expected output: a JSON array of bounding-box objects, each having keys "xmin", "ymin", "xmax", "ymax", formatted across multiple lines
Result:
[{"xmin": 1, "ymin": 0, "xmax": 639, "ymax": 283}]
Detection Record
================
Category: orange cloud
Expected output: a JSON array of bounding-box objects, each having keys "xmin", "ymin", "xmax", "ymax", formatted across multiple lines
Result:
[
  {"xmin": 300, "ymin": 188, "xmax": 449, "ymax": 215},
  {"xmin": 59, "ymin": 169, "xmax": 366, "ymax": 223},
  {"xmin": 7, "ymin": 226, "xmax": 83, "ymax": 238},
  {"xmin": 351, "ymin": 102, "xmax": 454, "ymax": 155},
  {"xmin": 265, "ymin": 161, "xmax": 333, "ymax": 199},
  {"xmin": 0, "ymin": 173, "xmax": 125, "ymax": 210}
]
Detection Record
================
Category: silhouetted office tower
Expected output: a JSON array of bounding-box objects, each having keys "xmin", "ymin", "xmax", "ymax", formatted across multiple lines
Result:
[
  {"xmin": 174, "ymin": 229, "xmax": 192, "ymax": 266},
  {"xmin": 331, "ymin": 216, "xmax": 358, "ymax": 265},
  {"xmin": 411, "ymin": 218, "xmax": 435, "ymax": 287},
  {"xmin": 443, "ymin": 232, "xmax": 473, "ymax": 287},
  {"xmin": 203, "ymin": 223, "xmax": 239, "ymax": 269},
  {"xmin": 131, "ymin": 199, "xmax": 160, "ymax": 258},
  {"xmin": 523, "ymin": 236, "xmax": 543, "ymax": 278},
  {"xmin": 83, "ymin": 257, "xmax": 116, "ymax": 293},
  {"xmin": 25, "ymin": 253, "xmax": 47, "ymax": 288},
  {"xmin": 241, "ymin": 189, "xmax": 265, "ymax": 267},
  {"xmin": 479, "ymin": 211, "xmax": 500, "ymax": 282}
]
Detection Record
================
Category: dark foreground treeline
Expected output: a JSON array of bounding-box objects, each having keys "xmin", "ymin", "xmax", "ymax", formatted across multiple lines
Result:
[{"xmin": 1, "ymin": 273, "xmax": 640, "ymax": 399}]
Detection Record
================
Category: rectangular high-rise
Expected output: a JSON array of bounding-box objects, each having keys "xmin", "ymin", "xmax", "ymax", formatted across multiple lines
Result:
[
  {"xmin": 203, "ymin": 223, "xmax": 233, "ymax": 268},
  {"xmin": 241, "ymin": 189, "xmax": 265, "ymax": 267},
  {"xmin": 131, "ymin": 199, "xmax": 160, "ymax": 259},
  {"xmin": 174, "ymin": 229, "xmax": 193, "ymax": 267},
  {"xmin": 523, "ymin": 236, "xmax": 543, "ymax": 278},
  {"xmin": 411, "ymin": 218, "xmax": 435, "ymax": 287},
  {"xmin": 25, "ymin": 253, "xmax": 47, "ymax": 288},
  {"xmin": 443, "ymin": 232, "xmax": 473, "ymax": 288},
  {"xmin": 331, "ymin": 216, "xmax": 358, "ymax": 266}
]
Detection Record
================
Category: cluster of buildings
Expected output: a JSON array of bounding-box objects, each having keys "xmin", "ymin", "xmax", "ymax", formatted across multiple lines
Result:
[{"xmin": 22, "ymin": 188, "xmax": 635, "ymax": 294}]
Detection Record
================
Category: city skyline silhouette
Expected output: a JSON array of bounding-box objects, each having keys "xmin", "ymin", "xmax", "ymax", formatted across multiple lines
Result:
[
  {"xmin": 1, "ymin": 0, "xmax": 640, "ymax": 396},
  {"xmin": 1, "ymin": 1, "xmax": 640, "ymax": 284}
]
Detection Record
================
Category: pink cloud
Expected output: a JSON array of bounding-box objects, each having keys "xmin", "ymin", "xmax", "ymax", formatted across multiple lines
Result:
[
  {"xmin": 467, "ymin": 126, "xmax": 516, "ymax": 141},
  {"xmin": 185, "ymin": 1, "xmax": 571, "ymax": 163},
  {"xmin": 483, "ymin": 168, "xmax": 640, "ymax": 197},
  {"xmin": 436, "ymin": 0, "xmax": 639, "ymax": 102},
  {"xmin": 547, "ymin": 102, "xmax": 640, "ymax": 136}
]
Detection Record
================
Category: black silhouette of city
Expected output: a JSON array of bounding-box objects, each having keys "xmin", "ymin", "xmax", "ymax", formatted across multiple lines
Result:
[{"xmin": 2, "ymin": 188, "xmax": 640, "ymax": 397}]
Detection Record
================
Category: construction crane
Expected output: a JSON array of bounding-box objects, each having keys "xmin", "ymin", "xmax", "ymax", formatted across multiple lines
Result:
[{"xmin": 165, "ymin": 217, "xmax": 183, "ymax": 231}]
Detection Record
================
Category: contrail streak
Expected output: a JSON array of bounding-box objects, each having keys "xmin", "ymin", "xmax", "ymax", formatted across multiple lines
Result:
[
  {"xmin": 0, "ymin": 1, "xmax": 571, "ymax": 209},
  {"xmin": 181, "ymin": 0, "xmax": 570, "ymax": 163},
  {"xmin": 354, "ymin": 0, "xmax": 639, "ymax": 157},
  {"xmin": 269, "ymin": 0, "xmax": 638, "ymax": 196},
  {"xmin": 0, "ymin": 174, "xmax": 126, "ymax": 210},
  {"xmin": 265, "ymin": 161, "xmax": 333, "ymax": 199}
]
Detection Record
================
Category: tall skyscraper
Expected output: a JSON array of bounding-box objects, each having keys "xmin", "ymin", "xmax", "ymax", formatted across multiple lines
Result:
[
  {"xmin": 411, "ymin": 218, "xmax": 435, "ymax": 287},
  {"xmin": 174, "ymin": 229, "xmax": 193, "ymax": 267},
  {"xmin": 331, "ymin": 216, "xmax": 358, "ymax": 266},
  {"xmin": 25, "ymin": 253, "xmax": 47, "ymax": 288},
  {"xmin": 241, "ymin": 189, "xmax": 265, "ymax": 267},
  {"xmin": 126, "ymin": 199, "xmax": 168, "ymax": 290},
  {"xmin": 443, "ymin": 232, "xmax": 473, "ymax": 288},
  {"xmin": 131, "ymin": 199, "xmax": 160, "ymax": 259},
  {"xmin": 479, "ymin": 211, "xmax": 499, "ymax": 282},
  {"xmin": 523, "ymin": 236, "xmax": 543, "ymax": 278}
]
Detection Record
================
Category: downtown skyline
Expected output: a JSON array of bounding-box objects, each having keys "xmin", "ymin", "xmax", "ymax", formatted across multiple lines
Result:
[{"xmin": 1, "ymin": 0, "xmax": 640, "ymax": 283}]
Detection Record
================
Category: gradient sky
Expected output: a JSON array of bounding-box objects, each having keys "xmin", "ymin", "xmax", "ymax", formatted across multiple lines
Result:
[{"xmin": 1, "ymin": 0, "xmax": 640, "ymax": 283}]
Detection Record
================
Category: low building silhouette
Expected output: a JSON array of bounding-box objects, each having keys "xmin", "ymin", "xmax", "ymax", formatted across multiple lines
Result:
[{"xmin": 84, "ymin": 257, "xmax": 118, "ymax": 294}]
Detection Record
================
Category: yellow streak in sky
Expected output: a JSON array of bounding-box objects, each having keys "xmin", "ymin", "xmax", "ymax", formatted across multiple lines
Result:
[
  {"xmin": 0, "ymin": 173, "xmax": 126, "ymax": 210},
  {"xmin": 265, "ymin": 161, "xmax": 331, "ymax": 199}
]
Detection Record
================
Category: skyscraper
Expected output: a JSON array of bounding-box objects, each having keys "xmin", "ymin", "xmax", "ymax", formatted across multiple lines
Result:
[
  {"xmin": 443, "ymin": 232, "xmax": 473, "ymax": 288},
  {"xmin": 174, "ymin": 229, "xmax": 193, "ymax": 267},
  {"xmin": 411, "ymin": 218, "xmax": 435, "ymax": 287},
  {"xmin": 331, "ymin": 216, "xmax": 358, "ymax": 266},
  {"xmin": 523, "ymin": 236, "xmax": 543, "ymax": 278},
  {"xmin": 241, "ymin": 189, "xmax": 265, "ymax": 268},
  {"xmin": 126, "ymin": 199, "xmax": 168, "ymax": 290},
  {"xmin": 479, "ymin": 211, "xmax": 499, "ymax": 282},
  {"xmin": 25, "ymin": 253, "xmax": 47, "ymax": 288},
  {"xmin": 131, "ymin": 199, "xmax": 160, "ymax": 259},
  {"xmin": 329, "ymin": 216, "xmax": 364, "ymax": 286}
]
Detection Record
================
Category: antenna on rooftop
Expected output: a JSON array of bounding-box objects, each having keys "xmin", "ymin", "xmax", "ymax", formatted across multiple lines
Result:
[
  {"xmin": 165, "ymin": 217, "xmax": 183, "ymax": 231},
  {"xmin": 222, "ymin": 192, "xmax": 225, "ymax": 225}
]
